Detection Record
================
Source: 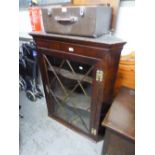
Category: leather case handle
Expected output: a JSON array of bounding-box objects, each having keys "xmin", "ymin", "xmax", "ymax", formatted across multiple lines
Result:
[{"xmin": 54, "ymin": 16, "xmax": 78, "ymax": 24}]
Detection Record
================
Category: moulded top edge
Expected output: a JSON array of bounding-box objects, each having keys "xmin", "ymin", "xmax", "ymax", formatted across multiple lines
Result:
[{"xmin": 29, "ymin": 32, "xmax": 126, "ymax": 46}]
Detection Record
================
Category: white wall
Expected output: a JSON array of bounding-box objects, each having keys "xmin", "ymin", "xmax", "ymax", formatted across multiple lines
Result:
[
  {"xmin": 19, "ymin": 1, "xmax": 135, "ymax": 55},
  {"xmin": 114, "ymin": 1, "xmax": 135, "ymax": 55},
  {"xmin": 19, "ymin": 10, "xmax": 32, "ymax": 39}
]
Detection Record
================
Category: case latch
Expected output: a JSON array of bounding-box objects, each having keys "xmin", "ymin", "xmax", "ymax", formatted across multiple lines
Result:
[
  {"xmin": 47, "ymin": 8, "xmax": 52, "ymax": 17},
  {"xmin": 80, "ymin": 7, "xmax": 85, "ymax": 17}
]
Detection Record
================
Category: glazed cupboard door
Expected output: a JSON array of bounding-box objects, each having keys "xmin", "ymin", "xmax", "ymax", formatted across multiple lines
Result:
[{"xmin": 39, "ymin": 51, "xmax": 102, "ymax": 137}]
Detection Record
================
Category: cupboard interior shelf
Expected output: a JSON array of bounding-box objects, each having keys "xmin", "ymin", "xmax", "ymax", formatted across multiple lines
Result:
[
  {"xmin": 54, "ymin": 102, "xmax": 90, "ymax": 133},
  {"xmin": 50, "ymin": 86, "xmax": 91, "ymax": 112},
  {"xmin": 48, "ymin": 66, "xmax": 93, "ymax": 83}
]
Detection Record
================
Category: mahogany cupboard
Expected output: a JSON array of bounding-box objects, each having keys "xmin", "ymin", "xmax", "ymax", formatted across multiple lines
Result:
[{"xmin": 30, "ymin": 32, "xmax": 125, "ymax": 141}]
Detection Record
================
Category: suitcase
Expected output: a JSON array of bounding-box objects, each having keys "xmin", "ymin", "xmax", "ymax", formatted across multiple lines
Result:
[
  {"xmin": 72, "ymin": 0, "xmax": 121, "ymax": 30},
  {"xmin": 41, "ymin": 5, "xmax": 112, "ymax": 37}
]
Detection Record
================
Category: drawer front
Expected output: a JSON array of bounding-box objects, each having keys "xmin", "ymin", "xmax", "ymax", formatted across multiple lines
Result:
[{"xmin": 36, "ymin": 39, "xmax": 105, "ymax": 59}]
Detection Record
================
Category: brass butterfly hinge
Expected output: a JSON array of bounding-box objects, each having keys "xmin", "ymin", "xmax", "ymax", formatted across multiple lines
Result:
[
  {"xmin": 45, "ymin": 85, "xmax": 49, "ymax": 94},
  {"xmin": 96, "ymin": 70, "xmax": 103, "ymax": 82},
  {"xmin": 91, "ymin": 128, "xmax": 97, "ymax": 135}
]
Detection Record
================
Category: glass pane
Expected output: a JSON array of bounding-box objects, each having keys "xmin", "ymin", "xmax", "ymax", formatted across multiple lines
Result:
[{"xmin": 44, "ymin": 55, "xmax": 94, "ymax": 133}]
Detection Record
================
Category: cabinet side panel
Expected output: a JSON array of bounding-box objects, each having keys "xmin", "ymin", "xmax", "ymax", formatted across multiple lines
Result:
[{"xmin": 97, "ymin": 47, "xmax": 123, "ymax": 136}]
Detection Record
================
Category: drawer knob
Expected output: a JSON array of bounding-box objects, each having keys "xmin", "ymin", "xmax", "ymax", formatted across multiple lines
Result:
[{"xmin": 68, "ymin": 47, "xmax": 74, "ymax": 52}]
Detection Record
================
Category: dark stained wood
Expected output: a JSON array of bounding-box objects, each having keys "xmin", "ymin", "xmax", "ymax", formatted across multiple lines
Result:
[
  {"xmin": 102, "ymin": 129, "xmax": 135, "ymax": 155},
  {"xmin": 30, "ymin": 32, "xmax": 125, "ymax": 141},
  {"xmin": 102, "ymin": 87, "xmax": 135, "ymax": 141},
  {"xmin": 30, "ymin": 32, "xmax": 125, "ymax": 48},
  {"xmin": 102, "ymin": 86, "xmax": 135, "ymax": 155},
  {"xmin": 38, "ymin": 53, "xmax": 54, "ymax": 115},
  {"xmin": 39, "ymin": 47, "xmax": 99, "ymax": 65}
]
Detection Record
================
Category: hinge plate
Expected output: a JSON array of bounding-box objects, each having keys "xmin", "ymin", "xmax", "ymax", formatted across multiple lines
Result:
[
  {"xmin": 45, "ymin": 85, "xmax": 49, "ymax": 93},
  {"xmin": 96, "ymin": 70, "xmax": 103, "ymax": 82},
  {"xmin": 91, "ymin": 128, "xmax": 97, "ymax": 135}
]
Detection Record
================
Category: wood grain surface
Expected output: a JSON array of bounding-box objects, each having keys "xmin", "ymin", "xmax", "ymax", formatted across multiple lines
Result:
[{"xmin": 102, "ymin": 86, "xmax": 135, "ymax": 141}]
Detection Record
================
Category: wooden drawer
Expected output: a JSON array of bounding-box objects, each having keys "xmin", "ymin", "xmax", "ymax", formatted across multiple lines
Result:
[
  {"xmin": 36, "ymin": 39, "xmax": 62, "ymax": 51},
  {"xmin": 36, "ymin": 39, "xmax": 104, "ymax": 59}
]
